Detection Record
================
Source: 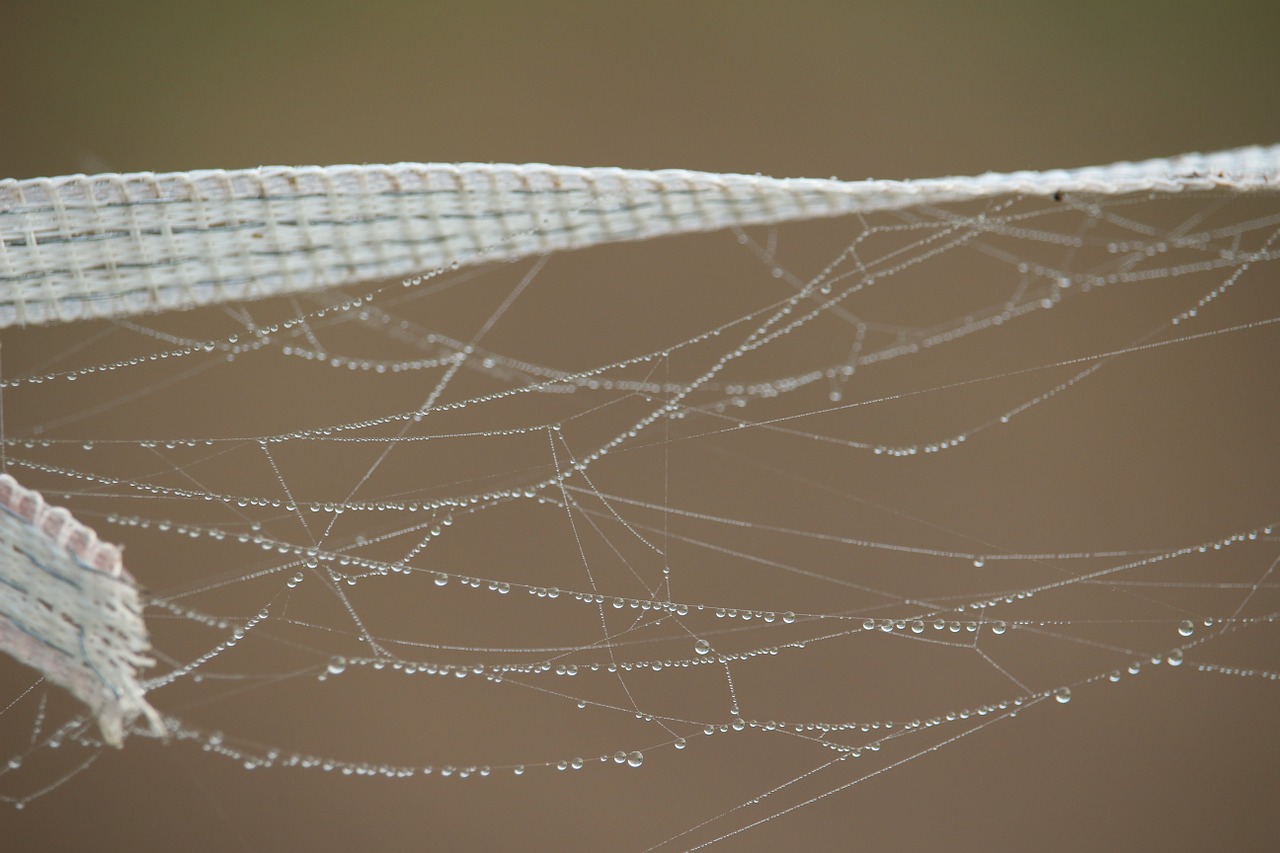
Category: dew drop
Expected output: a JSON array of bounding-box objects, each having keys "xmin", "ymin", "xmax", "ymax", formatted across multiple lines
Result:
[
  {"xmin": 626, "ymin": 751, "xmax": 644, "ymax": 768},
  {"xmin": 1054, "ymin": 687, "xmax": 1072, "ymax": 704},
  {"xmin": 781, "ymin": 611, "xmax": 796, "ymax": 624},
  {"xmin": 674, "ymin": 738, "xmax": 687, "ymax": 750},
  {"xmin": 327, "ymin": 656, "xmax": 347, "ymax": 676},
  {"xmin": 1178, "ymin": 620, "xmax": 1194, "ymax": 637},
  {"xmin": 694, "ymin": 639, "xmax": 711, "ymax": 656}
]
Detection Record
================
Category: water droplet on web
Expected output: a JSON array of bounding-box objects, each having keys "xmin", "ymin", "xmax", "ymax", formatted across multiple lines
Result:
[
  {"xmin": 694, "ymin": 639, "xmax": 711, "ymax": 656},
  {"xmin": 781, "ymin": 611, "xmax": 795, "ymax": 624},
  {"xmin": 1178, "ymin": 620, "xmax": 1195, "ymax": 637},
  {"xmin": 328, "ymin": 656, "xmax": 347, "ymax": 676},
  {"xmin": 1167, "ymin": 649, "xmax": 1184, "ymax": 666},
  {"xmin": 674, "ymin": 738, "xmax": 686, "ymax": 750},
  {"xmin": 991, "ymin": 621, "xmax": 1007, "ymax": 635},
  {"xmin": 1054, "ymin": 687, "xmax": 1072, "ymax": 704},
  {"xmin": 626, "ymin": 751, "xmax": 644, "ymax": 768}
]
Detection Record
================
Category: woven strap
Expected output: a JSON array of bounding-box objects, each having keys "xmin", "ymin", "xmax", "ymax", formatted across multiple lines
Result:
[
  {"xmin": 0, "ymin": 473, "xmax": 164, "ymax": 747},
  {"xmin": 1, "ymin": 146, "xmax": 1277, "ymax": 327}
]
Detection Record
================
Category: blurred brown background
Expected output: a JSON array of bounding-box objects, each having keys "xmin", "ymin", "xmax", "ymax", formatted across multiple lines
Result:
[{"xmin": 2, "ymin": 1, "xmax": 1279, "ymax": 850}]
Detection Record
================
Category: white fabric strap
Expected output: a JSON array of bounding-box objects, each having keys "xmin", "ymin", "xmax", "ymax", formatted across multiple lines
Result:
[
  {"xmin": 1, "ymin": 145, "xmax": 1277, "ymax": 328},
  {"xmin": 0, "ymin": 473, "xmax": 164, "ymax": 747}
]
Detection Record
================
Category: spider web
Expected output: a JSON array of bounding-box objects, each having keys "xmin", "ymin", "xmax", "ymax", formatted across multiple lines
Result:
[{"xmin": 1, "ymin": 182, "xmax": 1278, "ymax": 849}]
